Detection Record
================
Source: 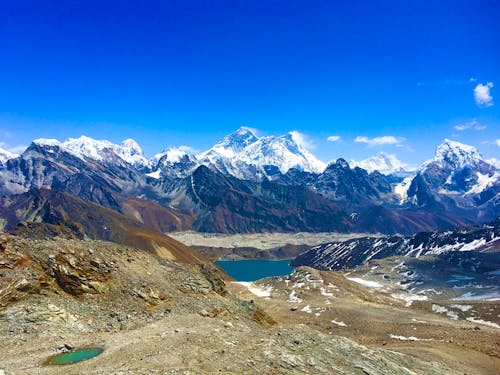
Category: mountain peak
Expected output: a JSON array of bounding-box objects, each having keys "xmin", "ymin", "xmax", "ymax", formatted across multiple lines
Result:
[
  {"xmin": 434, "ymin": 139, "xmax": 483, "ymax": 168},
  {"xmin": 350, "ymin": 152, "xmax": 409, "ymax": 175},
  {"xmin": 219, "ymin": 127, "xmax": 259, "ymax": 151},
  {"xmin": 235, "ymin": 126, "xmax": 256, "ymax": 136},
  {"xmin": 156, "ymin": 147, "xmax": 195, "ymax": 164},
  {"xmin": 32, "ymin": 136, "xmax": 150, "ymax": 168},
  {"xmin": 33, "ymin": 138, "xmax": 61, "ymax": 147},
  {"xmin": 197, "ymin": 127, "xmax": 259, "ymax": 162}
]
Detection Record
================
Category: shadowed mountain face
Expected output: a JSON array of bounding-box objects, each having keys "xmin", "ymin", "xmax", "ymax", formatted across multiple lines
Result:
[
  {"xmin": 0, "ymin": 188, "xmax": 208, "ymax": 265},
  {"xmin": 151, "ymin": 166, "xmax": 352, "ymax": 233}
]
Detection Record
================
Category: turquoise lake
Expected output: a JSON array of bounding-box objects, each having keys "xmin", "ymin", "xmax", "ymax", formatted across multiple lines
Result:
[
  {"xmin": 215, "ymin": 259, "xmax": 293, "ymax": 281},
  {"xmin": 45, "ymin": 348, "xmax": 103, "ymax": 365}
]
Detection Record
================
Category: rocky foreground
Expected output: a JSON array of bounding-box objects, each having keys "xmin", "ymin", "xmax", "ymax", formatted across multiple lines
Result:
[{"xmin": 0, "ymin": 230, "xmax": 498, "ymax": 374}]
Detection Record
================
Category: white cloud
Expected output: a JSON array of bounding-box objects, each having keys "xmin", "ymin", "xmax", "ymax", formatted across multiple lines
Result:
[
  {"xmin": 289, "ymin": 131, "xmax": 315, "ymax": 150},
  {"xmin": 354, "ymin": 135, "xmax": 406, "ymax": 146},
  {"xmin": 496, "ymin": 139, "xmax": 500, "ymax": 147},
  {"xmin": 0, "ymin": 141, "xmax": 27, "ymax": 154},
  {"xmin": 488, "ymin": 158, "xmax": 500, "ymax": 168},
  {"xmin": 6, "ymin": 145, "xmax": 27, "ymax": 154},
  {"xmin": 178, "ymin": 145, "xmax": 199, "ymax": 154},
  {"xmin": 474, "ymin": 82, "xmax": 494, "ymax": 107},
  {"xmin": 454, "ymin": 119, "xmax": 486, "ymax": 131},
  {"xmin": 469, "ymin": 77, "xmax": 477, "ymax": 83},
  {"xmin": 327, "ymin": 135, "xmax": 341, "ymax": 142},
  {"xmin": 240, "ymin": 126, "xmax": 260, "ymax": 136}
]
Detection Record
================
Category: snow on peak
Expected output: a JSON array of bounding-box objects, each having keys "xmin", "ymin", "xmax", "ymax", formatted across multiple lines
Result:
[
  {"xmin": 33, "ymin": 135, "xmax": 150, "ymax": 168},
  {"xmin": 198, "ymin": 127, "xmax": 259, "ymax": 161},
  {"xmin": 198, "ymin": 128, "xmax": 326, "ymax": 175},
  {"xmin": 240, "ymin": 133, "xmax": 326, "ymax": 174},
  {"xmin": 155, "ymin": 147, "xmax": 196, "ymax": 165},
  {"xmin": 33, "ymin": 138, "xmax": 61, "ymax": 147},
  {"xmin": 62, "ymin": 136, "xmax": 115, "ymax": 162},
  {"xmin": 434, "ymin": 139, "xmax": 483, "ymax": 168},
  {"xmin": 114, "ymin": 138, "xmax": 149, "ymax": 168},
  {"xmin": 350, "ymin": 152, "xmax": 409, "ymax": 175}
]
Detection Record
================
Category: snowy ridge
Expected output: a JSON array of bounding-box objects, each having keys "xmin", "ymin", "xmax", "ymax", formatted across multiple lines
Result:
[
  {"xmin": 151, "ymin": 147, "xmax": 199, "ymax": 178},
  {"xmin": 430, "ymin": 139, "xmax": 484, "ymax": 169},
  {"xmin": 292, "ymin": 220, "xmax": 499, "ymax": 271},
  {"xmin": 198, "ymin": 127, "xmax": 326, "ymax": 177},
  {"xmin": 34, "ymin": 136, "xmax": 150, "ymax": 168}
]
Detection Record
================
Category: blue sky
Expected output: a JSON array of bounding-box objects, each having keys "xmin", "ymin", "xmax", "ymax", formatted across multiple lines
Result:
[{"xmin": 0, "ymin": 0, "xmax": 498, "ymax": 166}]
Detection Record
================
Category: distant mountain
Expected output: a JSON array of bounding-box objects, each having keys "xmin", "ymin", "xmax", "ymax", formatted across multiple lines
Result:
[
  {"xmin": 405, "ymin": 139, "xmax": 499, "ymax": 210},
  {"xmin": 149, "ymin": 165, "xmax": 351, "ymax": 233},
  {"xmin": 0, "ymin": 140, "xmax": 148, "ymax": 209},
  {"xmin": 197, "ymin": 127, "xmax": 325, "ymax": 179},
  {"xmin": 0, "ymin": 131, "xmax": 498, "ymax": 235},
  {"xmin": 350, "ymin": 152, "xmax": 411, "ymax": 175},
  {"xmin": 314, "ymin": 158, "xmax": 395, "ymax": 206},
  {"xmin": 292, "ymin": 218, "xmax": 499, "ymax": 271},
  {"xmin": 33, "ymin": 136, "xmax": 151, "ymax": 169},
  {"xmin": 149, "ymin": 147, "xmax": 199, "ymax": 179}
]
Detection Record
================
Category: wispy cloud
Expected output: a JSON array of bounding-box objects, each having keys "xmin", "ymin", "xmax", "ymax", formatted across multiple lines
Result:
[
  {"xmin": 354, "ymin": 135, "xmax": 405, "ymax": 146},
  {"xmin": 178, "ymin": 145, "xmax": 199, "ymax": 154},
  {"xmin": 474, "ymin": 82, "xmax": 494, "ymax": 108},
  {"xmin": 496, "ymin": 139, "xmax": 500, "ymax": 147},
  {"xmin": 0, "ymin": 141, "xmax": 27, "ymax": 154},
  {"xmin": 454, "ymin": 119, "xmax": 486, "ymax": 131},
  {"xmin": 327, "ymin": 135, "xmax": 341, "ymax": 142},
  {"xmin": 289, "ymin": 131, "xmax": 315, "ymax": 150}
]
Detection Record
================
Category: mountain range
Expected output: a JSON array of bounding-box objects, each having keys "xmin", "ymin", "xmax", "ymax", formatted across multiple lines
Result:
[{"xmin": 0, "ymin": 128, "xmax": 498, "ymax": 235}]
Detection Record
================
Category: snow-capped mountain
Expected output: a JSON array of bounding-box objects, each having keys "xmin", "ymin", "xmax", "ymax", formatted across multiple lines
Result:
[
  {"xmin": 148, "ymin": 147, "xmax": 199, "ymax": 179},
  {"xmin": 350, "ymin": 152, "xmax": 410, "ymax": 175},
  {"xmin": 33, "ymin": 136, "xmax": 150, "ymax": 169},
  {"xmin": 197, "ymin": 127, "xmax": 326, "ymax": 178},
  {"xmin": 198, "ymin": 126, "xmax": 259, "ymax": 160},
  {"xmin": 404, "ymin": 139, "xmax": 499, "ymax": 207},
  {"xmin": 239, "ymin": 132, "xmax": 326, "ymax": 174},
  {"xmin": 0, "ymin": 146, "xmax": 18, "ymax": 166},
  {"xmin": 431, "ymin": 139, "xmax": 484, "ymax": 169}
]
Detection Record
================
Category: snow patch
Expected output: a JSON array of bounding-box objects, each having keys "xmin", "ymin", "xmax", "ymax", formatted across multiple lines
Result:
[
  {"xmin": 466, "ymin": 317, "xmax": 500, "ymax": 329},
  {"xmin": 287, "ymin": 290, "xmax": 303, "ymax": 304},
  {"xmin": 331, "ymin": 319, "xmax": 347, "ymax": 327},
  {"xmin": 432, "ymin": 304, "xmax": 458, "ymax": 320},
  {"xmin": 346, "ymin": 277, "xmax": 382, "ymax": 288},
  {"xmin": 450, "ymin": 304, "xmax": 472, "ymax": 312},
  {"xmin": 301, "ymin": 305, "xmax": 312, "ymax": 313},
  {"xmin": 146, "ymin": 170, "xmax": 161, "ymax": 179},
  {"xmin": 389, "ymin": 334, "xmax": 433, "ymax": 341},
  {"xmin": 391, "ymin": 293, "xmax": 428, "ymax": 307},
  {"xmin": 453, "ymin": 291, "xmax": 500, "ymax": 301},
  {"xmin": 233, "ymin": 282, "xmax": 273, "ymax": 298}
]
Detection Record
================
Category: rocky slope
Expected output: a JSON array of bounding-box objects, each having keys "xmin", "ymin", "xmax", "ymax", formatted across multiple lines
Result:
[
  {"xmin": 0, "ymin": 189, "xmax": 202, "ymax": 264},
  {"xmin": 233, "ymin": 266, "xmax": 499, "ymax": 375},
  {"xmin": 0, "ymin": 229, "xmax": 466, "ymax": 374}
]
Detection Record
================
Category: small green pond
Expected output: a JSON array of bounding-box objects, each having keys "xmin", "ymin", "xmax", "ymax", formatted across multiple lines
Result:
[{"xmin": 45, "ymin": 348, "xmax": 103, "ymax": 365}]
